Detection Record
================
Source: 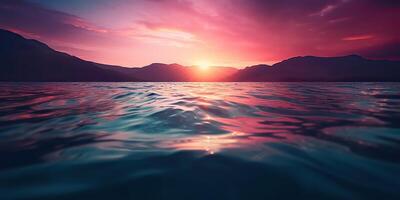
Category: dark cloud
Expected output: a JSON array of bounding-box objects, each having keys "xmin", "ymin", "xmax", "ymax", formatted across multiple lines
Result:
[
  {"xmin": 0, "ymin": 0, "xmax": 78, "ymax": 38},
  {"xmin": 237, "ymin": 0, "xmax": 339, "ymax": 16},
  {"xmin": 363, "ymin": 0, "xmax": 400, "ymax": 8},
  {"xmin": 0, "ymin": 0, "xmax": 115, "ymax": 46}
]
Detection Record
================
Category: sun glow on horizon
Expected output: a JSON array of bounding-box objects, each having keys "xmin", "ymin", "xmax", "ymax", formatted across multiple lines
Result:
[{"xmin": 195, "ymin": 60, "xmax": 212, "ymax": 70}]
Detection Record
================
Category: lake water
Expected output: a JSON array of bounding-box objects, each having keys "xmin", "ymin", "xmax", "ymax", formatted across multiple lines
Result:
[{"xmin": 0, "ymin": 82, "xmax": 399, "ymax": 200}]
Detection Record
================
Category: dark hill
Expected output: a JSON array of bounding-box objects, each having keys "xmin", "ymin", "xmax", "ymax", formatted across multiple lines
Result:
[
  {"xmin": 0, "ymin": 29, "xmax": 135, "ymax": 82},
  {"xmin": 229, "ymin": 55, "xmax": 400, "ymax": 82}
]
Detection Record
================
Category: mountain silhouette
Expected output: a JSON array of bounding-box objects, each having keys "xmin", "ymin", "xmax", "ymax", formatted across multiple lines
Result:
[
  {"xmin": 0, "ymin": 29, "xmax": 135, "ymax": 82},
  {"xmin": 1, "ymin": 29, "xmax": 399, "ymax": 82},
  {"xmin": 96, "ymin": 62, "xmax": 237, "ymax": 82},
  {"xmin": 228, "ymin": 55, "xmax": 400, "ymax": 81}
]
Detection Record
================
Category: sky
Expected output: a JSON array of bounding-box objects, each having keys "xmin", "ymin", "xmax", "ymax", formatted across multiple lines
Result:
[{"xmin": 0, "ymin": 0, "xmax": 399, "ymax": 68}]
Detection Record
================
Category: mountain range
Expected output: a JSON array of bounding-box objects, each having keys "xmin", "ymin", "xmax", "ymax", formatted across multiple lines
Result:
[
  {"xmin": 1, "ymin": 29, "xmax": 399, "ymax": 82},
  {"xmin": 230, "ymin": 55, "xmax": 400, "ymax": 82}
]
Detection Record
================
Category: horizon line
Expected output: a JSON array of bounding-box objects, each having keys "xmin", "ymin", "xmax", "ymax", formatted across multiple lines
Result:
[{"xmin": 2, "ymin": 28, "xmax": 399, "ymax": 70}]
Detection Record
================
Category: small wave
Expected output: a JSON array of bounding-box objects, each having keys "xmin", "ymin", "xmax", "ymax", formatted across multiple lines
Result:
[{"xmin": 1, "ymin": 82, "xmax": 400, "ymax": 199}]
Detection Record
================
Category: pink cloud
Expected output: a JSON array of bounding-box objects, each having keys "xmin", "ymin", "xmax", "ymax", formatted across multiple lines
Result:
[
  {"xmin": 343, "ymin": 35, "xmax": 374, "ymax": 41},
  {"xmin": 1, "ymin": 0, "xmax": 399, "ymax": 67}
]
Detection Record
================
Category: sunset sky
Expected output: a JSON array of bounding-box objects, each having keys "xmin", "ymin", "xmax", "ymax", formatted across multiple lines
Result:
[{"xmin": 1, "ymin": 0, "xmax": 399, "ymax": 67}]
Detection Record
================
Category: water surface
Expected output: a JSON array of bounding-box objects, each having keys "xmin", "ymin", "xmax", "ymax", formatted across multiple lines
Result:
[{"xmin": 0, "ymin": 82, "xmax": 399, "ymax": 199}]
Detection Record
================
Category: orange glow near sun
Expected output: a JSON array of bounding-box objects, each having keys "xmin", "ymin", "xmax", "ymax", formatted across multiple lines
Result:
[{"xmin": 196, "ymin": 60, "xmax": 212, "ymax": 70}]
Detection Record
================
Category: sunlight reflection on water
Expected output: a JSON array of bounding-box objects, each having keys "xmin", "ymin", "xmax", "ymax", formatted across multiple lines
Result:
[{"xmin": 0, "ymin": 82, "xmax": 400, "ymax": 199}]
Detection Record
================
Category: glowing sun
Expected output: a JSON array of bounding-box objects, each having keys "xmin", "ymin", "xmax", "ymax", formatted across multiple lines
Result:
[{"xmin": 196, "ymin": 60, "xmax": 211, "ymax": 70}]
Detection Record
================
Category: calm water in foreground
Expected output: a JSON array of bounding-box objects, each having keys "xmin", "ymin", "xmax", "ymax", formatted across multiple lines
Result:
[{"xmin": 0, "ymin": 82, "xmax": 399, "ymax": 200}]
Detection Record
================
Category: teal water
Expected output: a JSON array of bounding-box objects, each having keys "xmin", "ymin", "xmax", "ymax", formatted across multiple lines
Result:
[{"xmin": 0, "ymin": 82, "xmax": 399, "ymax": 200}]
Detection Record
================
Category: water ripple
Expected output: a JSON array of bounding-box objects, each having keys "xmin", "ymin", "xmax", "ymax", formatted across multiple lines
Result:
[{"xmin": 0, "ymin": 82, "xmax": 400, "ymax": 199}]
